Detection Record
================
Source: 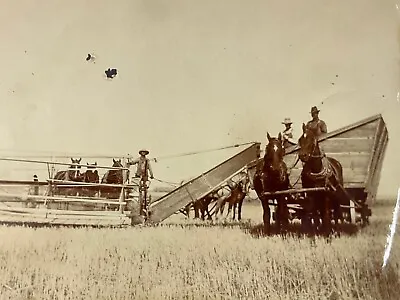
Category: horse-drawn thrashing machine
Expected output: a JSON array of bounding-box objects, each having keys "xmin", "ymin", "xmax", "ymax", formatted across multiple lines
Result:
[{"xmin": 0, "ymin": 114, "xmax": 388, "ymax": 232}]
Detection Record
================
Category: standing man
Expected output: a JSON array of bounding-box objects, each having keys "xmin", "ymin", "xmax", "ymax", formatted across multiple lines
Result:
[
  {"xmin": 127, "ymin": 149, "xmax": 154, "ymax": 180},
  {"xmin": 306, "ymin": 106, "xmax": 328, "ymax": 156},
  {"xmin": 281, "ymin": 117, "xmax": 296, "ymax": 148},
  {"xmin": 126, "ymin": 149, "xmax": 154, "ymax": 219},
  {"xmin": 306, "ymin": 106, "xmax": 327, "ymax": 137}
]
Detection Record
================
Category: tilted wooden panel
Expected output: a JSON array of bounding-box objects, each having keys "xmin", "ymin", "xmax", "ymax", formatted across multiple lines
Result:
[
  {"xmin": 366, "ymin": 127, "xmax": 389, "ymax": 204},
  {"xmin": 319, "ymin": 138, "xmax": 375, "ymax": 153},
  {"xmin": 147, "ymin": 143, "xmax": 261, "ymax": 223},
  {"xmin": 366, "ymin": 118, "xmax": 385, "ymax": 188},
  {"xmin": 333, "ymin": 119, "xmax": 379, "ymax": 139}
]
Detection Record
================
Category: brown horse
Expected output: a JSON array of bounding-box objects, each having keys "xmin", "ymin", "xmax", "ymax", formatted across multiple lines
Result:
[
  {"xmin": 52, "ymin": 158, "xmax": 83, "ymax": 196},
  {"xmin": 214, "ymin": 171, "xmax": 250, "ymax": 221},
  {"xmin": 194, "ymin": 192, "xmax": 218, "ymax": 220},
  {"xmin": 253, "ymin": 133, "xmax": 290, "ymax": 235},
  {"xmin": 82, "ymin": 162, "xmax": 100, "ymax": 198},
  {"xmin": 100, "ymin": 159, "xmax": 124, "ymax": 199},
  {"xmin": 298, "ymin": 123, "xmax": 344, "ymax": 235}
]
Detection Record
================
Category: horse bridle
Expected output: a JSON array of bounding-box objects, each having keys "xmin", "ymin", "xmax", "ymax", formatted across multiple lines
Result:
[{"xmin": 303, "ymin": 134, "xmax": 324, "ymax": 160}]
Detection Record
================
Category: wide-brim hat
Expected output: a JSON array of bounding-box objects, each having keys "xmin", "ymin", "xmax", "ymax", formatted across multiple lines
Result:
[
  {"xmin": 282, "ymin": 117, "xmax": 292, "ymax": 125},
  {"xmin": 310, "ymin": 106, "xmax": 320, "ymax": 114},
  {"xmin": 139, "ymin": 149, "xmax": 149, "ymax": 155}
]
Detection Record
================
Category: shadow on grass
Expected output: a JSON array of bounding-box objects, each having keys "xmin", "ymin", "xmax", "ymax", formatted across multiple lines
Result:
[{"xmin": 240, "ymin": 221, "xmax": 360, "ymax": 239}]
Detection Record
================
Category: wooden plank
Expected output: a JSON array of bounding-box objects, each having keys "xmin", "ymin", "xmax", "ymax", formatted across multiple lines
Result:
[
  {"xmin": 48, "ymin": 179, "xmax": 137, "ymax": 188},
  {"xmin": 0, "ymin": 206, "xmax": 127, "ymax": 217},
  {"xmin": 366, "ymin": 130, "xmax": 388, "ymax": 204},
  {"xmin": 288, "ymin": 168, "xmax": 368, "ymax": 185},
  {"xmin": 0, "ymin": 193, "xmax": 127, "ymax": 206},
  {"xmin": 366, "ymin": 120, "xmax": 385, "ymax": 190},
  {"xmin": 320, "ymin": 137, "xmax": 374, "ymax": 153},
  {"xmin": 0, "ymin": 211, "xmax": 131, "ymax": 225},
  {"xmin": 365, "ymin": 118, "xmax": 383, "ymax": 187},
  {"xmin": 263, "ymin": 187, "xmax": 327, "ymax": 196},
  {"xmin": 0, "ymin": 158, "xmax": 129, "ymax": 170},
  {"xmin": 0, "ymin": 209, "xmax": 129, "ymax": 221},
  {"xmin": 334, "ymin": 119, "xmax": 379, "ymax": 138},
  {"xmin": 0, "ymin": 180, "xmax": 49, "ymax": 186}
]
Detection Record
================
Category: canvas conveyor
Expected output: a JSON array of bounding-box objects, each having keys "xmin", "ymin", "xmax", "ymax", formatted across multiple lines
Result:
[{"xmin": 146, "ymin": 143, "xmax": 261, "ymax": 224}]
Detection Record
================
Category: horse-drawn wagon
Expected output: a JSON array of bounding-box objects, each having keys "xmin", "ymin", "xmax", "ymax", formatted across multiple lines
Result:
[{"xmin": 248, "ymin": 114, "xmax": 388, "ymax": 235}]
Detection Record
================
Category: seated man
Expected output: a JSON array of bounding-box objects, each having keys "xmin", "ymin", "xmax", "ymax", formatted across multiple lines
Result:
[{"xmin": 281, "ymin": 117, "xmax": 296, "ymax": 148}]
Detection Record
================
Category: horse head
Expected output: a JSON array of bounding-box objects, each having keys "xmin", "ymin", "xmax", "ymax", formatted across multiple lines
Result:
[
  {"xmin": 298, "ymin": 123, "xmax": 321, "ymax": 163},
  {"xmin": 68, "ymin": 157, "xmax": 82, "ymax": 180},
  {"xmin": 104, "ymin": 158, "xmax": 124, "ymax": 184},
  {"xmin": 85, "ymin": 162, "xmax": 99, "ymax": 182},
  {"xmin": 264, "ymin": 132, "xmax": 285, "ymax": 172}
]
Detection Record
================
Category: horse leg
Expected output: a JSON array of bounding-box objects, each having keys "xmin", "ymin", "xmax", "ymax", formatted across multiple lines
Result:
[
  {"xmin": 275, "ymin": 200, "xmax": 281, "ymax": 233},
  {"xmin": 261, "ymin": 199, "xmax": 271, "ymax": 235},
  {"xmin": 200, "ymin": 202, "xmax": 207, "ymax": 221},
  {"xmin": 302, "ymin": 195, "xmax": 314, "ymax": 236},
  {"xmin": 280, "ymin": 197, "xmax": 289, "ymax": 234},
  {"xmin": 193, "ymin": 202, "xmax": 200, "ymax": 219},
  {"xmin": 238, "ymin": 199, "xmax": 243, "ymax": 221},
  {"xmin": 323, "ymin": 197, "xmax": 332, "ymax": 236},
  {"xmin": 226, "ymin": 201, "xmax": 233, "ymax": 220},
  {"xmin": 214, "ymin": 198, "xmax": 225, "ymax": 221}
]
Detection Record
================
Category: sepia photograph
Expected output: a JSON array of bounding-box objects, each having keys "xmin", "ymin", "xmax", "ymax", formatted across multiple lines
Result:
[{"xmin": 0, "ymin": 0, "xmax": 399, "ymax": 299}]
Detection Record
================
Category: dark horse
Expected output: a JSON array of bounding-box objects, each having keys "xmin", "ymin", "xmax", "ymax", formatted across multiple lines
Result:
[
  {"xmin": 81, "ymin": 162, "xmax": 100, "ymax": 198},
  {"xmin": 214, "ymin": 171, "xmax": 251, "ymax": 221},
  {"xmin": 184, "ymin": 192, "xmax": 218, "ymax": 221},
  {"xmin": 52, "ymin": 158, "xmax": 83, "ymax": 196},
  {"xmin": 253, "ymin": 133, "xmax": 290, "ymax": 235},
  {"xmin": 297, "ymin": 123, "xmax": 344, "ymax": 235},
  {"xmin": 100, "ymin": 159, "xmax": 125, "ymax": 200}
]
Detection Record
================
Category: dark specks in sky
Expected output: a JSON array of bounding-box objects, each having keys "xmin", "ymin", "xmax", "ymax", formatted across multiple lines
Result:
[{"xmin": 105, "ymin": 68, "xmax": 118, "ymax": 79}]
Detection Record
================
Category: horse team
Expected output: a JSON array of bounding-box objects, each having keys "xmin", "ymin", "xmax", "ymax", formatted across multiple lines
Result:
[{"xmin": 52, "ymin": 158, "xmax": 126, "ymax": 200}]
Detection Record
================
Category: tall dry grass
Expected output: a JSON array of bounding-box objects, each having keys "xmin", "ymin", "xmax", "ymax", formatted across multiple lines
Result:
[{"xmin": 0, "ymin": 200, "xmax": 399, "ymax": 300}]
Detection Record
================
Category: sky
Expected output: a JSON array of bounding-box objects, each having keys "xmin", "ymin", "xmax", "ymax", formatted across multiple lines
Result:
[{"xmin": 0, "ymin": 0, "xmax": 399, "ymax": 198}]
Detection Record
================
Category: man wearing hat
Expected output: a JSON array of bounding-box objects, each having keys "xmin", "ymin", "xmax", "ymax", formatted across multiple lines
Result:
[
  {"xmin": 127, "ymin": 149, "xmax": 154, "ymax": 179},
  {"xmin": 281, "ymin": 117, "xmax": 296, "ymax": 148},
  {"xmin": 306, "ymin": 106, "xmax": 327, "ymax": 157},
  {"xmin": 306, "ymin": 106, "xmax": 327, "ymax": 137}
]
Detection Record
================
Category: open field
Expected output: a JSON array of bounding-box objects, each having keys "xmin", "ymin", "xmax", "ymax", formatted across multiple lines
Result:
[{"xmin": 0, "ymin": 199, "xmax": 399, "ymax": 300}]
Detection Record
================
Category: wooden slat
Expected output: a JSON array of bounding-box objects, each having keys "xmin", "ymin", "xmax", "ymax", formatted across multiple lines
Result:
[
  {"xmin": 334, "ymin": 119, "xmax": 379, "ymax": 138},
  {"xmin": 320, "ymin": 137, "xmax": 374, "ymax": 153},
  {"xmin": 0, "ymin": 209, "xmax": 129, "ymax": 221},
  {"xmin": 288, "ymin": 168, "xmax": 367, "ymax": 185},
  {"xmin": 0, "ymin": 180, "xmax": 49, "ymax": 186},
  {"xmin": 0, "ymin": 211, "xmax": 131, "ymax": 226},
  {"xmin": 0, "ymin": 158, "xmax": 129, "ymax": 170},
  {"xmin": 0, "ymin": 206, "xmax": 128, "ymax": 216},
  {"xmin": 0, "ymin": 193, "xmax": 127, "ymax": 206},
  {"xmin": 366, "ymin": 119, "xmax": 385, "ymax": 189},
  {"xmin": 366, "ymin": 129, "xmax": 388, "ymax": 204}
]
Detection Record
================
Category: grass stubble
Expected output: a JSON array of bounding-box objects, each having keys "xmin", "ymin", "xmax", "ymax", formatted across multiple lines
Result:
[{"xmin": 0, "ymin": 200, "xmax": 399, "ymax": 300}]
